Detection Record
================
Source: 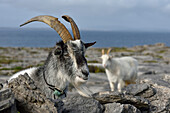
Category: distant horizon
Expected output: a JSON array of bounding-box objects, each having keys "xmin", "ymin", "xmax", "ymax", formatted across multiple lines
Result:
[
  {"xmin": 0, "ymin": 28, "xmax": 170, "ymax": 48},
  {"xmin": 1, "ymin": 27, "xmax": 170, "ymax": 33}
]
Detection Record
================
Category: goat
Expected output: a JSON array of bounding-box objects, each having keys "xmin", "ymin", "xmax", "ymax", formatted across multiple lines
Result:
[
  {"xmin": 101, "ymin": 48, "xmax": 138, "ymax": 92},
  {"xmin": 8, "ymin": 15, "xmax": 96, "ymax": 99}
]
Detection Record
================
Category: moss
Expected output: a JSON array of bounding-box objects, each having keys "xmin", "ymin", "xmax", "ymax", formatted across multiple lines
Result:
[
  {"xmin": 87, "ymin": 60, "xmax": 99, "ymax": 63},
  {"xmin": 0, "ymin": 68, "xmax": 11, "ymax": 70},
  {"xmin": 155, "ymin": 55, "xmax": 163, "ymax": 59},
  {"xmin": 0, "ymin": 66, "xmax": 23, "ymax": 71},
  {"xmin": 30, "ymin": 51, "xmax": 39, "ymax": 54},
  {"xmin": 36, "ymin": 63, "xmax": 44, "ymax": 67},
  {"xmin": 0, "ymin": 55, "xmax": 21, "ymax": 64},
  {"xmin": 13, "ymin": 67, "xmax": 24, "ymax": 73},
  {"xmin": 0, "ymin": 59, "xmax": 21, "ymax": 64},
  {"xmin": 113, "ymin": 47, "xmax": 134, "ymax": 52},
  {"xmin": 0, "ymin": 66, "xmax": 24, "ymax": 74},
  {"xmin": 156, "ymin": 50, "xmax": 167, "ymax": 53},
  {"xmin": 143, "ymin": 60, "xmax": 158, "ymax": 63},
  {"xmin": 88, "ymin": 65, "xmax": 105, "ymax": 73},
  {"xmin": 0, "ymin": 55, "xmax": 11, "ymax": 59}
]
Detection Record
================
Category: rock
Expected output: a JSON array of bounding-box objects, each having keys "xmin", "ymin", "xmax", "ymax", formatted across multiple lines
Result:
[
  {"xmin": 0, "ymin": 88, "xmax": 17, "ymax": 113},
  {"xmin": 62, "ymin": 94, "xmax": 104, "ymax": 113},
  {"xmin": 123, "ymin": 84, "xmax": 156, "ymax": 98},
  {"xmin": 165, "ymin": 99, "xmax": 170, "ymax": 112},
  {"xmin": 139, "ymin": 74, "xmax": 170, "ymax": 112},
  {"xmin": 143, "ymin": 71, "xmax": 156, "ymax": 75},
  {"xmin": 92, "ymin": 91, "xmax": 150, "ymax": 111},
  {"xmin": 104, "ymin": 103, "xmax": 141, "ymax": 113},
  {"xmin": 8, "ymin": 73, "xmax": 59, "ymax": 113}
]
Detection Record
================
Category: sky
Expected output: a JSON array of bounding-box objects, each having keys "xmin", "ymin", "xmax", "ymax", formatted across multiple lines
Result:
[{"xmin": 1, "ymin": 0, "xmax": 170, "ymax": 31}]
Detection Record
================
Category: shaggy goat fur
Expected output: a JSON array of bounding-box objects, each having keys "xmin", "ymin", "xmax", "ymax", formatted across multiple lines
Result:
[{"xmin": 101, "ymin": 49, "xmax": 138, "ymax": 92}]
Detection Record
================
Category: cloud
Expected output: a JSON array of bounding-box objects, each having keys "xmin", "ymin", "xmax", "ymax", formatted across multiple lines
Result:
[{"xmin": 1, "ymin": 0, "xmax": 170, "ymax": 31}]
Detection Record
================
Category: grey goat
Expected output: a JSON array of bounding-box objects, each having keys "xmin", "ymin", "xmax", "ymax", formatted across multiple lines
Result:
[{"xmin": 9, "ymin": 15, "xmax": 96, "ymax": 99}]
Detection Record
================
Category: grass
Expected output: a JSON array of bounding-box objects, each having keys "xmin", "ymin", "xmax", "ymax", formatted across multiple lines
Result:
[
  {"xmin": 87, "ymin": 60, "xmax": 99, "ymax": 63},
  {"xmin": 143, "ymin": 60, "xmax": 158, "ymax": 63},
  {"xmin": 88, "ymin": 65, "xmax": 105, "ymax": 73},
  {"xmin": 155, "ymin": 55, "xmax": 163, "ymax": 59},
  {"xmin": 0, "ymin": 66, "xmax": 24, "ymax": 71},
  {"xmin": 0, "ymin": 58, "xmax": 20, "ymax": 64},
  {"xmin": 0, "ymin": 59, "xmax": 21, "ymax": 64},
  {"xmin": 156, "ymin": 50, "xmax": 167, "ymax": 53},
  {"xmin": 30, "ymin": 51, "xmax": 39, "ymax": 54},
  {"xmin": 0, "ymin": 66, "xmax": 24, "ymax": 74},
  {"xmin": 0, "ymin": 47, "xmax": 5, "ymax": 49},
  {"xmin": 0, "ymin": 63, "xmax": 44, "ymax": 75}
]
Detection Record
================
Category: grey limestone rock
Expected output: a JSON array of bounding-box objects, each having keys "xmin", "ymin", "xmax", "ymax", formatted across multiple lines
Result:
[
  {"xmin": 104, "ymin": 103, "xmax": 141, "ymax": 113},
  {"xmin": 62, "ymin": 94, "xmax": 104, "ymax": 113},
  {"xmin": 123, "ymin": 83, "xmax": 156, "ymax": 98},
  {"xmin": 92, "ymin": 91, "xmax": 150, "ymax": 111},
  {"xmin": 8, "ymin": 73, "xmax": 59, "ymax": 113},
  {"xmin": 0, "ymin": 88, "xmax": 17, "ymax": 113}
]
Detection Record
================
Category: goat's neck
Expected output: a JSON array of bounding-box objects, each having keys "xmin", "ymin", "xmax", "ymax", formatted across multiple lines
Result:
[
  {"xmin": 43, "ymin": 57, "xmax": 69, "ymax": 91},
  {"xmin": 107, "ymin": 58, "xmax": 118, "ymax": 71}
]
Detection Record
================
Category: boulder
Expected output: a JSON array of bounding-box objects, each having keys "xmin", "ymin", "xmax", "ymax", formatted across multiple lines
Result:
[
  {"xmin": 123, "ymin": 83, "xmax": 156, "ymax": 98},
  {"xmin": 8, "ymin": 73, "xmax": 59, "ymax": 113},
  {"xmin": 104, "ymin": 103, "xmax": 141, "ymax": 113},
  {"xmin": 92, "ymin": 91, "xmax": 150, "ymax": 111},
  {"xmin": 62, "ymin": 94, "xmax": 104, "ymax": 113},
  {"xmin": 140, "ymin": 74, "xmax": 170, "ymax": 112},
  {"xmin": 0, "ymin": 88, "xmax": 17, "ymax": 113}
]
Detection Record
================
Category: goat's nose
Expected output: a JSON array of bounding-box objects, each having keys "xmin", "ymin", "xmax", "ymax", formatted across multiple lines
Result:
[{"xmin": 81, "ymin": 70, "xmax": 89, "ymax": 77}]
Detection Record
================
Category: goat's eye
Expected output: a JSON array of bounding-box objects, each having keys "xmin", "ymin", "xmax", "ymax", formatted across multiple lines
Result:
[{"xmin": 54, "ymin": 49, "xmax": 62, "ymax": 55}]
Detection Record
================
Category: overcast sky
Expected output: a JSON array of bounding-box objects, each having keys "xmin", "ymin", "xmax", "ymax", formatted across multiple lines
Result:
[{"xmin": 1, "ymin": 0, "xmax": 170, "ymax": 31}]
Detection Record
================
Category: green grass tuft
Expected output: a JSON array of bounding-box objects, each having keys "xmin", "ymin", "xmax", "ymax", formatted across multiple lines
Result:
[
  {"xmin": 87, "ymin": 60, "xmax": 99, "ymax": 63},
  {"xmin": 88, "ymin": 65, "xmax": 105, "ymax": 73},
  {"xmin": 143, "ymin": 60, "xmax": 158, "ymax": 63}
]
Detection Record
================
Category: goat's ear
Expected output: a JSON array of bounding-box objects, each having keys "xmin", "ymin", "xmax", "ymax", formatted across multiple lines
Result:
[
  {"xmin": 84, "ymin": 41, "xmax": 96, "ymax": 48},
  {"xmin": 54, "ymin": 47, "xmax": 62, "ymax": 56}
]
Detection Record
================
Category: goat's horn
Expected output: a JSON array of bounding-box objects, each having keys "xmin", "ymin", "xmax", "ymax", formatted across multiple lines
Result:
[
  {"xmin": 62, "ymin": 15, "xmax": 80, "ymax": 40},
  {"xmin": 20, "ymin": 15, "xmax": 73, "ymax": 43},
  {"xmin": 107, "ymin": 48, "xmax": 112, "ymax": 55},
  {"xmin": 102, "ymin": 49, "xmax": 105, "ymax": 55},
  {"xmin": 84, "ymin": 41, "xmax": 96, "ymax": 48}
]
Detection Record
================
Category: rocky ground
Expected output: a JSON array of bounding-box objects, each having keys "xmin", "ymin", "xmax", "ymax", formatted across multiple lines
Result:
[{"xmin": 0, "ymin": 43, "xmax": 170, "ymax": 112}]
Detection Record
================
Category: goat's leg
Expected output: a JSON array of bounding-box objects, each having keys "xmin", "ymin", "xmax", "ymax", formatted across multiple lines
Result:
[
  {"xmin": 109, "ymin": 82, "xmax": 115, "ymax": 91},
  {"xmin": 117, "ymin": 79, "xmax": 125, "ymax": 92}
]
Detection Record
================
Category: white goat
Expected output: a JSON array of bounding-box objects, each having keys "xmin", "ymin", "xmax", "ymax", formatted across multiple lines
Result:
[
  {"xmin": 8, "ymin": 15, "xmax": 96, "ymax": 99},
  {"xmin": 101, "ymin": 48, "xmax": 138, "ymax": 92}
]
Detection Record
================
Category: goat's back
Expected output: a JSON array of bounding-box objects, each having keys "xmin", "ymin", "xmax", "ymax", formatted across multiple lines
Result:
[
  {"xmin": 108, "ymin": 57, "xmax": 138, "ymax": 80},
  {"xmin": 117, "ymin": 57, "xmax": 138, "ymax": 80}
]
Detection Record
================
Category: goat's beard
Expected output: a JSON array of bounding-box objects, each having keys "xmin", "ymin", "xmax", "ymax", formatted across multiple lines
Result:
[
  {"xmin": 72, "ymin": 79, "xmax": 93, "ymax": 98},
  {"xmin": 69, "ymin": 75, "xmax": 92, "ymax": 98}
]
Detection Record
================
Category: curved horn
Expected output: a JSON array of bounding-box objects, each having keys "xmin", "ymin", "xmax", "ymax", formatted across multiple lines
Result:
[
  {"xmin": 107, "ymin": 48, "xmax": 112, "ymax": 55},
  {"xmin": 102, "ymin": 49, "xmax": 105, "ymax": 55},
  {"xmin": 20, "ymin": 15, "xmax": 73, "ymax": 43},
  {"xmin": 62, "ymin": 15, "xmax": 80, "ymax": 40}
]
